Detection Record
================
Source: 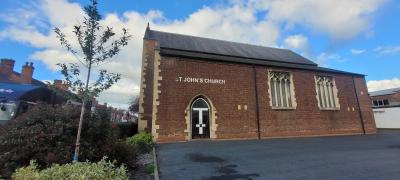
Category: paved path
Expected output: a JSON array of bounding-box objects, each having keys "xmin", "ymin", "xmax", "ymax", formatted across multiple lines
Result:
[{"xmin": 156, "ymin": 130, "xmax": 400, "ymax": 180}]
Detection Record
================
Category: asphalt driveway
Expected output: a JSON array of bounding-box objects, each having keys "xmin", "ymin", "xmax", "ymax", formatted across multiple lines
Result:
[{"xmin": 156, "ymin": 130, "xmax": 400, "ymax": 180}]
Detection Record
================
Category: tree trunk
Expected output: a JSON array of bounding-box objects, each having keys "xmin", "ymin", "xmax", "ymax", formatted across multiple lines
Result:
[
  {"xmin": 73, "ymin": 64, "xmax": 92, "ymax": 162},
  {"xmin": 73, "ymin": 17, "xmax": 95, "ymax": 162},
  {"xmin": 73, "ymin": 100, "xmax": 86, "ymax": 161}
]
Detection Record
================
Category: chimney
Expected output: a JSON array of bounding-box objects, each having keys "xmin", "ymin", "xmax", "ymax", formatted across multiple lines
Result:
[
  {"xmin": 54, "ymin": 79, "xmax": 62, "ymax": 87},
  {"xmin": 54, "ymin": 79, "xmax": 69, "ymax": 90},
  {"xmin": 0, "ymin": 59, "xmax": 15, "ymax": 75},
  {"xmin": 21, "ymin": 62, "xmax": 34, "ymax": 84}
]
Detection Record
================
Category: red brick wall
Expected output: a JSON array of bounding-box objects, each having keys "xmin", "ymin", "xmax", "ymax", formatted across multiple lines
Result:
[
  {"xmin": 156, "ymin": 57, "xmax": 258, "ymax": 142},
  {"xmin": 257, "ymin": 68, "xmax": 368, "ymax": 137},
  {"xmin": 153, "ymin": 56, "xmax": 376, "ymax": 142},
  {"xmin": 354, "ymin": 77, "xmax": 377, "ymax": 133}
]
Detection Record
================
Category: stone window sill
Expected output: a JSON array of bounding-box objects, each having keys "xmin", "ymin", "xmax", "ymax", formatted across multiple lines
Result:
[
  {"xmin": 320, "ymin": 107, "xmax": 340, "ymax": 111},
  {"xmin": 271, "ymin": 107, "xmax": 296, "ymax": 110}
]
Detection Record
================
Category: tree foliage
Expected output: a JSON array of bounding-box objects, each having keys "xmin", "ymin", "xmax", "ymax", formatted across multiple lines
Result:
[{"xmin": 54, "ymin": 0, "xmax": 131, "ymax": 100}]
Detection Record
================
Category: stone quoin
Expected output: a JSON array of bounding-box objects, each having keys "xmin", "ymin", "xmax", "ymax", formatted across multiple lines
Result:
[{"xmin": 138, "ymin": 25, "xmax": 377, "ymax": 143}]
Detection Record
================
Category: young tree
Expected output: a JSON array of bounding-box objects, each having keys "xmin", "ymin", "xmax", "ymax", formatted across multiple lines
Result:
[{"xmin": 54, "ymin": 0, "xmax": 131, "ymax": 161}]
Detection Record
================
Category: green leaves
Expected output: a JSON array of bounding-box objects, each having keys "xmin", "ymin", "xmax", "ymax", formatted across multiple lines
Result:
[
  {"xmin": 126, "ymin": 132, "xmax": 154, "ymax": 154},
  {"xmin": 54, "ymin": 0, "xmax": 131, "ymax": 102},
  {"xmin": 12, "ymin": 157, "xmax": 128, "ymax": 180},
  {"xmin": 0, "ymin": 104, "xmax": 137, "ymax": 178},
  {"xmin": 90, "ymin": 69, "xmax": 121, "ymax": 98},
  {"xmin": 54, "ymin": 28, "xmax": 77, "ymax": 56}
]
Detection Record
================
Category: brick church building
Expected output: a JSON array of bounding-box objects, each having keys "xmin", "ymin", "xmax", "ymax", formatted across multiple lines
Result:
[{"xmin": 138, "ymin": 26, "xmax": 376, "ymax": 143}]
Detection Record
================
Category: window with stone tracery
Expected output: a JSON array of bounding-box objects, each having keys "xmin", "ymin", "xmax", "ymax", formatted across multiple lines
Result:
[
  {"xmin": 268, "ymin": 71, "xmax": 296, "ymax": 109},
  {"xmin": 315, "ymin": 76, "xmax": 340, "ymax": 110}
]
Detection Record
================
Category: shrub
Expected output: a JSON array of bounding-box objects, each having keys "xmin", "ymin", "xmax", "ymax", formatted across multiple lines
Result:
[
  {"xmin": 126, "ymin": 132, "xmax": 154, "ymax": 153},
  {"xmin": 105, "ymin": 141, "xmax": 139, "ymax": 169},
  {"xmin": 12, "ymin": 158, "xmax": 128, "ymax": 180},
  {"xmin": 0, "ymin": 104, "xmax": 80, "ymax": 177},
  {"xmin": 145, "ymin": 163, "xmax": 155, "ymax": 174},
  {"xmin": 112, "ymin": 122, "xmax": 138, "ymax": 139},
  {"xmin": 0, "ymin": 103, "xmax": 135, "ymax": 178}
]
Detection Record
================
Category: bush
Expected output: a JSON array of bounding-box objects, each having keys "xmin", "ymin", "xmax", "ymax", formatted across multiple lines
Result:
[
  {"xmin": 12, "ymin": 158, "xmax": 128, "ymax": 180},
  {"xmin": 0, "ymin": 103, "xmax": 137, "ymax": 178},
  {"xmin": 112, "ymin": 122, "xmax": 138, "ymax": 139},
  {"xmin": 0, "ymin": 104, "xmax": 80, "ymax": 177},
  {"xmin": 126, "ymin": 132, "xmax": 154, "ymax": 153},
  {"xmin": 145, "ymin": 163, "xmax": 155, "ymax": 174},
  {"xmin": 104, "ymin": 141, "xmax": 139, "ymax": 169}
]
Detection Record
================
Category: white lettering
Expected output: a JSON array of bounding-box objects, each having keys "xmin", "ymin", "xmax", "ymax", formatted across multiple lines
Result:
[{"xmin": 176, "ymin": 76, "xmax": 226, "ymax": 85}]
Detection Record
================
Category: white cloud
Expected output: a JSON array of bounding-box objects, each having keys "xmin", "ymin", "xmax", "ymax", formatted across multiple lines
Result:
[
  {"xmin": 250, "ymin": 0, "xmax": 386, "ymax": 41},
  {"xmin": 351, "ymin": 49, "xmax": 366, "ymax": 55},
  {"xmin": 40, "ymin": 0, "xmax": 85, "ymax": 27},
  {"xmin": 30, "ymin": 49, "xmax": 77, "ymax": 70},
  {"xmin": 283, "ymin": 34, "xmax": 309, "ymax": 55},
  {"xmin": 367, "ymin": 78, "xmax": 400, "ymax": 92},
  {"xmin": 316, "ymin": 53, "xmax": 347, "ymax": 67},
  {"xmin": 373, "ymin": 46, "xmax": 400, "ymax": 54}
]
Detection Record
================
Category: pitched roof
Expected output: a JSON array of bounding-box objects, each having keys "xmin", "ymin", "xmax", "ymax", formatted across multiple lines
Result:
[
  {"xmin": 0, "ymin": 82, "xmax": 44, "ymax": 101},
  {"xmin": 144, "ymin": 28, "xmax": 364, "ymax": 76},
  {"xmin": 0, "ymin": 72, "xmax": 45, "ymax": 86},
  {"xmin": 369, "ymin": 87, "xmax": 400, "ymax": 96}
]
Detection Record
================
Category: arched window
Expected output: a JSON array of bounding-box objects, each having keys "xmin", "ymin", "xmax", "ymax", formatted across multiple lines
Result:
[
  {"xmin": 269, "ymin": 71, "xmax": 295, "ymax": 108},
  {"xmin": 315, "ymin": 76, "xmax": 340, "ymax": 109},
  {"xmin": 192, "ymin": 98, "xmax": 209, "ymax": 109}
]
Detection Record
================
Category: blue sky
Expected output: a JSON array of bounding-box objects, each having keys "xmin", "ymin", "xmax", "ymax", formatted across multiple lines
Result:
[{"xmin": 1, "ymin": 0, "xmax": 400, "ymax": 108}]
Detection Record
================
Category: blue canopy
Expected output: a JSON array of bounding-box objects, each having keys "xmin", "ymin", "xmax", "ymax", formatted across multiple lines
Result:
[{"xmin": 0, "ymin": 83, "xmax": 43, "ymax": 101}]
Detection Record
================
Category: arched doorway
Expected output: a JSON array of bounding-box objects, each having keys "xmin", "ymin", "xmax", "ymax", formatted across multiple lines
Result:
[{"xmin": 191, "ymin": 98, "xmax": 210, "ymax": 139}]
